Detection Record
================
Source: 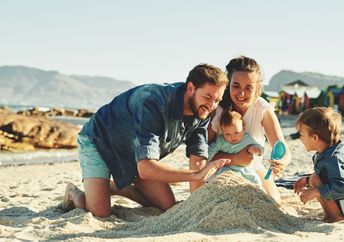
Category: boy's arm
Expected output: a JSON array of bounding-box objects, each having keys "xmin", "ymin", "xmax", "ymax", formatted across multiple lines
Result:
[{"xmin": 317, "ymin": 158, "xmax": 344, "ymax": 200}]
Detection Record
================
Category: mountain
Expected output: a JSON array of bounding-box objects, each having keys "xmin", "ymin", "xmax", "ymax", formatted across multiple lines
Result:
[
  {"xmin": 0, "ymin": 66, "xmax": 136, "ymax": 109},
  {"xmin": 265, "ymin": 70, "xmax": 344, "ymax": 92}
]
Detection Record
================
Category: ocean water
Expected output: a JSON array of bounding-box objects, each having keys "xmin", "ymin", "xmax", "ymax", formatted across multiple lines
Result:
[
  {"xmin": 0, "ymin": 149, "xmax": 78, "ymax": 166},
  {"xmin": 49, "ymin": 116, "xmax": 89, "ymax": 127}
]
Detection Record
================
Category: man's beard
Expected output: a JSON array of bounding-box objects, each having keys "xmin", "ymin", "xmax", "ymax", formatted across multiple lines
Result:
[{"xmin": 188, "ymin": 94, "xmax": 209, "ymax": 120}]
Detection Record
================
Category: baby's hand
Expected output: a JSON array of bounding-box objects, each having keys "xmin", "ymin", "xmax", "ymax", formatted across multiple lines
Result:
[{"xmin": 247, "ymin": 146, "xmax": 261, "ymax": 156}]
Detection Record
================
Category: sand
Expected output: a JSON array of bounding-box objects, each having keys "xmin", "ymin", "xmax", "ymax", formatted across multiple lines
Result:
[{"xmin": 1, "ymin": 135, "xmax": 344, "ymax": 241}]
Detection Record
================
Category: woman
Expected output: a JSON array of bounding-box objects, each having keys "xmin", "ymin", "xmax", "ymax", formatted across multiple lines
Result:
[{"xmin": 208, "ymin": 56, "xmax": 291, "ymax": 203}]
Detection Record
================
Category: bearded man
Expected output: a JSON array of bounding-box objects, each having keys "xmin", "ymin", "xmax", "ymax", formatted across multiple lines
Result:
[{"xmin": 63, "ymin": 64, "xmax": 229, "ymax": 217}]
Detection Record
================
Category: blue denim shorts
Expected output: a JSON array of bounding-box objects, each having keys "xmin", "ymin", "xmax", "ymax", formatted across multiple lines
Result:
[{"xmin": 77, "ymin": 135, "xmax": 111, "ymax": 180}]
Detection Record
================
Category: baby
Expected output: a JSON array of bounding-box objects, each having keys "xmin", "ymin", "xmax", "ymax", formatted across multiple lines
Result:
[
  {"xmin": 208, "ymin": 110, "xmax": 264, "ymax": 185},
  {"xmin": 294, "ymin": 107, "xmax": 344, "ymax": 223}
]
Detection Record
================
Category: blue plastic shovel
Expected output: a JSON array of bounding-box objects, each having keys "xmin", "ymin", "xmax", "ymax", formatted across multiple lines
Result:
[{"xmin": 264, "ymin": 140, "xmax": 286, "ymax": 180}]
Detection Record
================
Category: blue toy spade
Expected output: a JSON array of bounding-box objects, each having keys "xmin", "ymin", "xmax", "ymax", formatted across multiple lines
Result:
[{"xmin": 264, "ymin": 140, "xmax": 286, "ymax": 180}]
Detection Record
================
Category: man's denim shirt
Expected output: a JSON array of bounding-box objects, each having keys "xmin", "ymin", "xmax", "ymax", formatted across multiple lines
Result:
[
  {"xmin": 313, "ymin": 140, "xmax": 344, "ymax": 200},
  {"xmin": 80, "ymin": 82, "xmax": 209, "ymax": 189}
]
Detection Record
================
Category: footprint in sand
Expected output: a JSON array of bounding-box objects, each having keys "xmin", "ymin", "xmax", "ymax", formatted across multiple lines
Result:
[
  {"xmin": 41, "ymin": 187, "xmax": 54, "ymax": 191},
  {"xmin": 0, "ymin": 196, "xmax": 10, "ymax": 202}
]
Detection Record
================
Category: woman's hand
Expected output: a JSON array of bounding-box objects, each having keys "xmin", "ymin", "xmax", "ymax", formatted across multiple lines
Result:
[
  {"xmin": 268, "ymin": 159, "xmax": 286, "ymax": 177},
  {"xmin": 192, "ymin": 159, "xmax": 231, "ymax": 182}
]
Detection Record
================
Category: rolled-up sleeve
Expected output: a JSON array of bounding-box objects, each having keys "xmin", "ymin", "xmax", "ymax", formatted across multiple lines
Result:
[
  {"xmin": 185, "ymin": 119, "xmax": 209, "ymax": 158},
  {"xmin": 134, "ymin": 100, "xmax": 163, "ymax": 162}
]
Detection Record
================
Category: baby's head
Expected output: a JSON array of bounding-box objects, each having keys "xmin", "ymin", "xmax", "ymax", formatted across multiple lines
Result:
[
  {"xmin": 220, "ymin": 110, "xmax": 245, "ymax": 144},
  {"xmin": 296, "ymin": 107, "xmax": 342, "ymax": 151}
]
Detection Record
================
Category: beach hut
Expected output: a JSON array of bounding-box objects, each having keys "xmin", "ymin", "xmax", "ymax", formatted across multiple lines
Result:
[
  {"xmin": 262, "ymin": 91, "xmax": 279, "ymax": 113},
  {"xmin": 326, "ymin": 85, "xmax": 342, "ymax": 111},
  {"xmin": 309, "ymin": 90, "xmax": 327, "ymax": 108},
  {"xmin": 279, "ymin": 80, "xmax": 321, "ymax": 114}
]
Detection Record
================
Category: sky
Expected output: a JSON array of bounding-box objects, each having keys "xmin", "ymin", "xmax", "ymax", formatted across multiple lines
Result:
[{"xmin": 1, "ymin": 0, "xmax": 343, "ymax": 85}]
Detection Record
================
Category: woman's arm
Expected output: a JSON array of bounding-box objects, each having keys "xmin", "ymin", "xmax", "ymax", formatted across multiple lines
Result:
[
  {"xmin": 262, "ymin": 109, "xmax": 291, "ymax": 175},
  {"xmin": 211, "ymin": 149, "xmax": 253, "ymax": 167}
]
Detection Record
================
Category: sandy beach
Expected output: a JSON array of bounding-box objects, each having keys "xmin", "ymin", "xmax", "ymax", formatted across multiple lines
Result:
[{"xmin": 1, "ymin": 122, "xmax": 344, "ymax": 241}]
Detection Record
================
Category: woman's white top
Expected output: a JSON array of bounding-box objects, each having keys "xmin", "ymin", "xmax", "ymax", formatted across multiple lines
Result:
[{"xmin": 210, "ymin": 97, "xmax": 274, "ymax": 170}]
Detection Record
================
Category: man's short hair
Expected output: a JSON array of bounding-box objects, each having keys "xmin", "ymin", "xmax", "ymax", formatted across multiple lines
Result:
[
  {"xmin": 296, "ymin": 107, "xmax": 342, "ymax": 145},
  {"xmin": 186, "ymin": 64, "xmax": 228, "ymax": 89}
]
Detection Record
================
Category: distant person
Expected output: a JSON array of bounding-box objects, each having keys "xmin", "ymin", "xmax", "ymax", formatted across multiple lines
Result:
[
  {"xmin": 207, "ymin": 109, "xmax": 264, "ymax": 186},
  {"xmin": 294, "ymin": 107, "xmax": 344, "ymax": 223},
  {"xmin": 208, "ymin": 56, "xmax": 291, "ymax": 204},
  {"xmin": 63, "ymin": 64, "xmax": 230, "ymax": 217}
]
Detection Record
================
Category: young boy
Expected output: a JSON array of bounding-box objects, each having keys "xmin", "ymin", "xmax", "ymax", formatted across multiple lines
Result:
[
  {"xmin": 208, "ymin": 110, "xmax": 264, "ymax": 186},
  {"xmin": 294, "ymin": 107, "xmax": 344, "ymax": 223}
]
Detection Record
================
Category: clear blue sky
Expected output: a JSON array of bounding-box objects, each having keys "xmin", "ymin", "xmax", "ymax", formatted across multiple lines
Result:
[{"xmin": 1, "ymin": 0, "xmax": 343, "ymax": 85}]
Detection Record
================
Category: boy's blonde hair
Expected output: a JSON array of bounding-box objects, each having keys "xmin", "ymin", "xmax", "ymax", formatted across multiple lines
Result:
[
  {"xmin": 220, "ymin": 109, "xmax": 243, "ymax": 128},
  {"xmin": 296, "ymin": 107, "xmax": 342, "ymax": 145}
]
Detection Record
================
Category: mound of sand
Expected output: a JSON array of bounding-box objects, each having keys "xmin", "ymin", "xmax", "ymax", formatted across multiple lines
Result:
[
  {"xmin": 112, "ymin": 172, "xmax": 303, "ymax": 236},
  {"xmin": 45, "ymin": 172, "xmax": 334, "ymax": 241}
]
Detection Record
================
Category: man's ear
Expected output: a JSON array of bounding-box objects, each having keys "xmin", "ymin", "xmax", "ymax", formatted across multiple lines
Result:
[{"xmin": 186, "ymin": 82, "xmax": 196, "ymax": 95}]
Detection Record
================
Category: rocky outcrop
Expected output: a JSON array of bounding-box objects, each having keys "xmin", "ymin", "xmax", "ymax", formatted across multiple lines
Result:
[
  {"xmin": 0, "ymin": 114, "xmax": 80, "ymax": 151},
  {"xmin": 17, "ymin": 107, "xmax": 94, "ymax": 118}
]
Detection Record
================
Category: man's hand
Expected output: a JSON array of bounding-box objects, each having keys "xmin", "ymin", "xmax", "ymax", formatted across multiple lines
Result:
[
  {"xmin": 299, "ymin": 187, "xmax": 320, "ymax": 204},
  {"xmin": 293, "ymin": 177, "xmax": 309, "ymax": 195},
  {"xmin": 192, "ymin": 159, "xmax": 231, "ymax": 182}
]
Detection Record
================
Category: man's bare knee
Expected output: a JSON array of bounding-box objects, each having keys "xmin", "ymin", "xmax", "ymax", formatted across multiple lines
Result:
[
  {"xmin": 86, "ymin": 206, "xmax": 111, "ymax": 218},
  {"xmin": 83, "ymin": 178, "xmax": 111, "ymax": 217},
  {"xmin": 309, "ymin": 174, "xmax": 322, "ymax": 188}
]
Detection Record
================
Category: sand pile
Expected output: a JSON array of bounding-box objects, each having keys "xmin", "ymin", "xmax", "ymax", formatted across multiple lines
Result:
[
  {"xmin": 114, "ymin": 172, "xmax": 301, "ymax": 235},
  {"xmin": 52, "ymin": 172, "xmax": 319, "ymax": 240}
]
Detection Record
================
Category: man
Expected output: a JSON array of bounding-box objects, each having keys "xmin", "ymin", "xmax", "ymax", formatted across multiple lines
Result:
[{"xmin": 63, "ymin": 64, "xmax": 229, "ymax": 217}]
